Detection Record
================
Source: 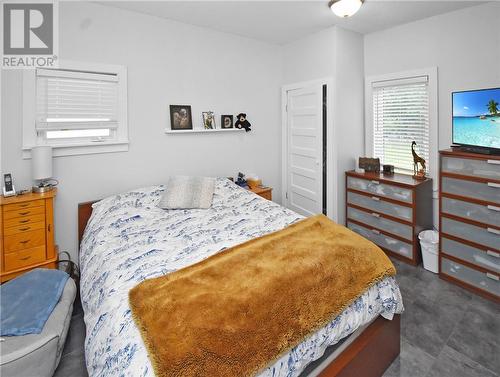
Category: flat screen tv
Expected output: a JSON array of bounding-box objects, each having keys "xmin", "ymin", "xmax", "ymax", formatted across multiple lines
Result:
[{"xmin": 452, "ymin": 87, "xmax": 500, "ymax": 153}]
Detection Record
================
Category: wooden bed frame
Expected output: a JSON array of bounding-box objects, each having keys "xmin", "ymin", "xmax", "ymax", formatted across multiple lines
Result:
[{"xmin": 78, "ymin": 201, "xmax": 400, "ymax": 377}]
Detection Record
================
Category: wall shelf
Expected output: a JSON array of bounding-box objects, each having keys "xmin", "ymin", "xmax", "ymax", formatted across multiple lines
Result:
[{"xmin": 164, "ymin": 128, "xmax": 245, "ymax": 134}]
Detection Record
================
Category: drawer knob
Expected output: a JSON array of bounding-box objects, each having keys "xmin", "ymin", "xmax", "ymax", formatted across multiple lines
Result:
[
  {"xmin": 486, "ymin": 159, "xmax": 500, "ymax": 165},
  {"xmin": 19, "ymin": 220, "xmax": 29, "ymax": 224},
  {"xmin": 19, "ymin": 211, "xmax": 30, "ymax": 216},
  {"xmin": 371, "ymin": 229, "xmax": 380, "ymax": 235},
  {"xmin": 486, "ymin": 227, "xmax": 500, "ymax": 235},
  {"xmin": 20, "ymin": 240, "xmax": 30, "ymax": 244},
  {"xmin": 487, "ymin": 205, "xmax": 500, "ymax": 212},
  {"xmin": 486, "ymin": 250, "xmax": 500, "ymax": 258},
  {"xmin": 486, "ymin": 272, "xmax": 499, "ymax": 281},
  {"xmin": 20, "ymin": 256, "xmax": 31, "ymax": 261},
  {"xmin": 20, "ymin": 227, "xmax": 30, "ymax": 231},
  {"xmin": 19, "ymin": 203, "xmax": 29, "ymax": 207},
  {"xmin": 487, "ymin": 182, "xmax": 500, "ymax": 189},
  {"xmin": 371, "ymin": 180, "xmax": 380, "ymax": 185},
  {"xmin": 371, "ymin": 212, "xmax": 380, "ymax": 218},
  {"xmin": 371, "ymin": 196, "xmax": 380, "ymax": 201}
]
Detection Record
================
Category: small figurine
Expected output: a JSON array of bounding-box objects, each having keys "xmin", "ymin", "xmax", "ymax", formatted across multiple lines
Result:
[
  {"xmin": 235, "ymin": 172, "xmax": 248, "ymax": 188},
  {"xmin": 235, "ymin": 113, "xmax": 252, "ymax": 132},
  {"xmin": 412, "ymin": 141, "xmax": 427, "ymax": 180}
]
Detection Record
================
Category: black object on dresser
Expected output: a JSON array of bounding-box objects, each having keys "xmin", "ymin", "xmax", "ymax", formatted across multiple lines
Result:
[
  {"xmin": 345, "ymin": 171, "xmax": 433, "ymax": 266},
  {"xmin": 439, "ymin": 149, "xmax": 500, "ymax": 303}
]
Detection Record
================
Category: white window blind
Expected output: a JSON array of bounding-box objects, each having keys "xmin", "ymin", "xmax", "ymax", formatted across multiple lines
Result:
[
  {"xmin": 372, "ymin": 76, "xmax": 430, "ymax": 174},
  {"xmin": 36, "ymin": 68, "xmax": 119, "ymax": 141}
]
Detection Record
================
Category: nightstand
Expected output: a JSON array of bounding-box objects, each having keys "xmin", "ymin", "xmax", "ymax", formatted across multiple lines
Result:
[
  {"xmin": 0, "ymin": 189, "xmax": 58, "ymax": 282},
  {"xmin": 249, "ymin": 186, "xmax": 272, "ymax": 201}
]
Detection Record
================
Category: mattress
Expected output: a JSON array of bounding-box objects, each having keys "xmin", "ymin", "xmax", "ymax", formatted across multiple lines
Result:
[{"xmin": 79, "ymin": 178, "xmax": 403, "ymax": 377}]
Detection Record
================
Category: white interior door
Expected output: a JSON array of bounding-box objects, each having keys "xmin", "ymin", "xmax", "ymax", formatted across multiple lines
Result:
[{"xmin": 285, "ymin": 85, "xmax": 323, "ymax": 217}]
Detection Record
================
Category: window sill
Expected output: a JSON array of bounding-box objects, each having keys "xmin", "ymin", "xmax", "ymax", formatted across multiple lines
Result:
[{"xmin": 22, "ymin": 141, "xmax": 129, "ymax": 159}]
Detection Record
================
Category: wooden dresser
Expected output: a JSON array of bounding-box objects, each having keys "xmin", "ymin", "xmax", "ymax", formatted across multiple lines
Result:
[
  {"xmin": 345, "ymin": 171, "xmax": 433, "ymax": 265},
  {"xmin": 439, "ymin": 149, "xmax": 499, "ymax": 302},
  {"xmin": 250, "ymin": 186, "xmax": 272, "ymax": 201},
  {"xmin": 0, "ymin": 190, "xmax": 58, "ymax": 282}
]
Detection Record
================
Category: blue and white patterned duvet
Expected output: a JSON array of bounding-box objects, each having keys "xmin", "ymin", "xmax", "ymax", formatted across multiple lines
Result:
[{"xmin": 80, "ymin": 178, "xmax": 403, "ymax": 377}]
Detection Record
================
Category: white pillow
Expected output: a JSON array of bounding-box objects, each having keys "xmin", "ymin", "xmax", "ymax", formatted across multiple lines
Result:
[{"xmin": 158, "ymin": 176, "xmax": 215, "ymax": 209}]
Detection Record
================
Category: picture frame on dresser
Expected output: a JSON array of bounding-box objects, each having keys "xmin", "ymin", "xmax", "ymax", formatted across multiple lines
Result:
[
  {"xmin": 345, "ymin": 170, "xmax": 433, "ymax": 266},
  {"xmin": 439, "ymin": 149, "xmax": 500, "ymax": 303}
]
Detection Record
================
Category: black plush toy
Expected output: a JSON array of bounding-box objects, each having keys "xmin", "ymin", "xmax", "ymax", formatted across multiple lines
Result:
[{"xmin": 235, "ymin": 113, "xmax": 252, "ymax": 132}]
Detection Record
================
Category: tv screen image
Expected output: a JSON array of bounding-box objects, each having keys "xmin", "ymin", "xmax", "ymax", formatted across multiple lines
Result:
[{"xmin": 452, "ymin": 87, "xmax": 500, "ymax": 150}]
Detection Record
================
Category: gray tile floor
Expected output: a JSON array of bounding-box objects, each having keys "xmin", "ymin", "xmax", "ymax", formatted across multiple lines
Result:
[{"xmin": 54, "ymin": 259, "xmax": 499, "ymax": 377}]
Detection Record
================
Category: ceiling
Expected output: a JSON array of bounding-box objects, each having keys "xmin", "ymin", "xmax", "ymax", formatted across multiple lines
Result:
[{"xmin": 101, "ymin": 1, "xmax": 486, "ymax": 45}]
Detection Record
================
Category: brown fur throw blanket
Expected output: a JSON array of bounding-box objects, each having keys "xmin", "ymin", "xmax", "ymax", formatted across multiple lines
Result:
[{"xmin": 129, "ymin": 214, "xmax": 396, "ymax": 377}]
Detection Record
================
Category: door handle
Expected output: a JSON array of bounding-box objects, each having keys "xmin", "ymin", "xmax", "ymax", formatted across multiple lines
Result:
[
  {"xmin": 486, "ymin": 272, "xmax": 499, "ymax": 281},
  {"xmin": 486, "ymin": 250, "xmax": 500, "ymax": 258}
]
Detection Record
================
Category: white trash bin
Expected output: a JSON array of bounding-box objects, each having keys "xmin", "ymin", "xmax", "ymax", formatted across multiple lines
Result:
[{"xmin": 419, "ymin": 230, "xmax": 439, "ymax": 273}]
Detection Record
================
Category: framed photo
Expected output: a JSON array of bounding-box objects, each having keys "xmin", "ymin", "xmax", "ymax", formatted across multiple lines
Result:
[
  {"xmin": 170, "ymin": 105, "xmax": 193, "ymax": 130},
  {"xmin": 221, "ymin": 115, "xmax": 234, "ymax": 129},
  {"xmin": 202, "ymin": 111, "xmax": 216, "ymax": 129}
]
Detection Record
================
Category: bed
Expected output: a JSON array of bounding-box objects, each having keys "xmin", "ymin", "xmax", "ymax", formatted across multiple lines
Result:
[{"xmin": 78, "ymin": 178, "xmax": 403, "ymax": 377}]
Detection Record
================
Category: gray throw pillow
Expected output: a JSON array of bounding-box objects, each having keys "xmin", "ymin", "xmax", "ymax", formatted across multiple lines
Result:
[{"xmin": 158, "ymin": 176, "xmax": 215, "ymax": 209}]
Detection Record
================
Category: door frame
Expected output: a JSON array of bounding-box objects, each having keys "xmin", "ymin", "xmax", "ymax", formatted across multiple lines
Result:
[{"xmin": 281, "ymin": 78, "xmax": 337, "ymax": 221}]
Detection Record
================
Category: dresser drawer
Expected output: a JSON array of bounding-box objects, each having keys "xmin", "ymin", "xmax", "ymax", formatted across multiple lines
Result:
[
  {"xmin": 347, "ymin": 221, "xmax": 413, "ymax": 258},
  {"xmin": 4, "ymin": 214, "xmax": 45, "ymax": 228},
  {"xmin": 441, "ymin": 197, "xmax": 500, "ymax": 227},
  {"xmin": 347, "ymin": 191, "xmax": 412, "ymax": 222},
  {"xmin": 442, "ymin": 237, "xmax": 500, "ymax": 273},
  {"xmin": 3, "ymin": 206, "xmax": 45, "ymax": 220},
  {"xmin": 441, "ymin": 176, "xmax": 500, "ymax": 205},
  {"xmin": 441, "ymin": 257, "xmax": 499, "ymax": 297},
  {"xmin": 4, "ymin": 221, "xmax": 45, "ymax": 236},
  {"xmin": 4, "ymin": 246, "xmax": 46, "ymax": 272},
  {"xmin": 442, "ymin": 156, "xmax": 500, "ymax": 180},
  {"xmin": 347, "ymin": 177, "xmax": 413, "ymax": 203},
  {"xmin": 441, "ymin": 217, "xmax": 500, "ymax": 251},
  {"xmin": 3, "ymin": 199, "xmax": 44, "ymax": 212},
  {"xmin": 4, "ymin": 229, "xmax": 46, "ymax": 253},
  {"xmin": 347, "ymin": 206, "xmax": 413, "ymax": 241}
]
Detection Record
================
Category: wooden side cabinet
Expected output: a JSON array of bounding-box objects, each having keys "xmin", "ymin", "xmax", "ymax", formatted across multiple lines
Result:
[
  {"xmin": 250, "ymin": 186, "xmax": 273, "ymax": 201},
  {"xmin": 0, "ymin": 189, "xmax": 58, "ymax": 283},
  {"xmin": 345, "ymin": 171, "xmax": 433, "ymax": 265}
]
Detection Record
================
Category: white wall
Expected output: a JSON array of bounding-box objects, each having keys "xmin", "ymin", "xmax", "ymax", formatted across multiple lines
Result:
[
  {"xmin": 333, "ymin": 27, "xmax": 365, "ymax": 226},
  {"xmin": 364, "ymin": 2, "xmax": 500, "ymax": 226},
  {"xmin": 282, "ymin": 26, "xmax": 365, "ymax": 225},
  {"xmin": 283, "ymin": 27, "xmax": 337, "ymax": 84},
  {"xmin": 1, "ymin": 2, "xmax": 283, "ymax": 262}
]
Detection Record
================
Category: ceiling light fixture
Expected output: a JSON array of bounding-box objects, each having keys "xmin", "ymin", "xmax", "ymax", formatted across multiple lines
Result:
[{"xmin": 329, "ymin": 0, "xmax": 363, "ymax": 18}]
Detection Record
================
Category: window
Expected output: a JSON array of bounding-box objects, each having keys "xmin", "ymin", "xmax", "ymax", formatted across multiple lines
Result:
[
  {"xmin": 365, "ymin": 68, "xmax": 438, "ymax": 181},
  {"xmin": 23, "ymin": 61, "xmax": 128, "ymax": 157},
  {"xmin": 373, "ymin": 76, "xmax": 429, "ymax": 173}
]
